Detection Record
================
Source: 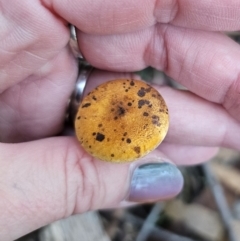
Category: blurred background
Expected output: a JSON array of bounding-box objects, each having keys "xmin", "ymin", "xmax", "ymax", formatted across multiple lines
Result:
[{"xmin": 16, "ymin": 32, "xmax": 240, "ymax": 241}]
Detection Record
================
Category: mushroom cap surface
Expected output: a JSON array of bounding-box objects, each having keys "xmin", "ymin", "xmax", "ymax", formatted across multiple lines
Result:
[{"xmin": 75, "ymin": 79, "xmax": 169, "ymax": 163}]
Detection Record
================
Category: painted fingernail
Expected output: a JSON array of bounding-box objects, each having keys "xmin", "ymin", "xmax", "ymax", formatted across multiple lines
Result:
[{"xmin": 127, "ymin": 163, "xmax": 183, "ymax": 202}]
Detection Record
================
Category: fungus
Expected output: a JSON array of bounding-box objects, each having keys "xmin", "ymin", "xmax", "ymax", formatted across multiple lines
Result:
[{"xmin": 75, "ymin": 79, "xmax": 169, "ymax": 163}]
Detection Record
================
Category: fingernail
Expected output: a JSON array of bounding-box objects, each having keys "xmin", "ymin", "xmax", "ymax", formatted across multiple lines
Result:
[{"xmin": 127, "ymin": 162, "xmax": 183, "ymax": 202}]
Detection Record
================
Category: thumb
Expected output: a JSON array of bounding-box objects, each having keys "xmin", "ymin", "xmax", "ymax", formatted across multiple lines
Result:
[{"xmin": 0, "ymin": 137, "xmax": 183, "ymax": 241}]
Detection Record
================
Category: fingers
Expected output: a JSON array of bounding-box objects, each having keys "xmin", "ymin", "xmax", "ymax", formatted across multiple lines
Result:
[
  {"xmin": 159, "ymin": 86, "xmax": 240, "ymax": 150},
  {"xmin": 48, "ymin": 0, "xmax": 240, "ymax": 34},
  {"xmin": 0, "ymin": 0, "xmax": 69, "ymax": 92},
  {"xmin": 0, "ymin": 137, "xmax": 183, "ymax": 240},
  {"xmin": 0, "ymin": 47, "xmax": 77, "ymax": 142},
  {"xmin": 79, "ymin": 25, "xmax": 240, "ymax": 121},
  {"xmin": 158, "ymin": 143, "xmax": 219, "ymax": 165}
]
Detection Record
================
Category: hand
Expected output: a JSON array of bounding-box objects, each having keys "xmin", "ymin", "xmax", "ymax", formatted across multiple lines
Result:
[{"xmin": 1, "ymin": 0, "xmax": 240, "ymax": 240}]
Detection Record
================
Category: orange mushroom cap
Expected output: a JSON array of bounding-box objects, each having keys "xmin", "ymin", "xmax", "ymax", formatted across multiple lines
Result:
[{"xmin": 75, "ymin": 79, "xmax": 169, "ymax": 163}]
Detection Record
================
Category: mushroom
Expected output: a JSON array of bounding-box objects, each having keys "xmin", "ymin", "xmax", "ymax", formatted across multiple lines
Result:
[{"xmin": 75, "ymin": 79, "xmax": 169, "ymax": 163}]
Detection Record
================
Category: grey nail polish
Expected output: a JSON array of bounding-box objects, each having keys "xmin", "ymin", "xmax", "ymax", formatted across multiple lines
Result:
[{"xmin": 128, "ymin": 163, "xmax": 183, "ymax": 202}]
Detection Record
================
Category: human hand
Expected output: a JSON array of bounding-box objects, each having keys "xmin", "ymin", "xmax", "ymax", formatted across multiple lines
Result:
[{"xmin": 1, "ymin": 0, "xmax": 240, "ymax": 240}]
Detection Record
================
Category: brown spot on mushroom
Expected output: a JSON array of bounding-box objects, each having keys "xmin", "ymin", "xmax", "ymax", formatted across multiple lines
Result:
[
  {"xmin": 82, "ymin": 103, "xmax": 91, "ymax": 108},
  {"xmin": 126, "ymin": 138, "xmax": 131, "ymax": 143},
  {"xmin": 96, "ymin": 133, "xmax": 105, "ymax": 142},
  {"xmin": 152, "ymin": 115, "xmax": 161, "ymax": 127},
  {"xmin": 111, "ymin": 154, "xmax": 114, "ymax": 157},
  {"xmin": 138, "ymin": 99, "xmax": 150, "ymax": 109},
  {"xmin": 92, "ymin": 96, "xmax": 97, "ymax": 101},
  {"xmin": 127, "ymin": 102, "xmax": 132, "ymax": 106},
  {"xmin": 133, "ymin": 146, "xmax": 141, "ymax": 154},
  {"xmin": 77, "ymin": 116, "xmax": 81, "ymax": 120},
  {"xmin": 117, "ymin": 106, "xmax": 125, "ymax": 116},
  {"xmin": 98, "ymin": 124, "xmax": 103, "ymax": 127},
  {"xmin": 137, "ymin": 87, "xmax": 151, "ymax": 97},
  {"xmin": 143, "ymin": 112, "xmax": 149, "ymax": 116},
  {"xmin": 130, "ymin": 80, "xmax": 135, "ymax": 86},
  {"xmin": 137, "ymin": 87, "xmax": 146, "ymax": 97}
]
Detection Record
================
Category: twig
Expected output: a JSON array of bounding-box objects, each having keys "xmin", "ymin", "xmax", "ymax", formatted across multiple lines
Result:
[
  {"xmin": 136, "ymin": 203, "xmax": 163, "ymax": 241},
  {"xmin": 126, "ymin": 212, "xmax": 200, "ymax": 241},
  {"xmin": 203, "ymin": 163, "xmax": 238, "ymax": 241}
]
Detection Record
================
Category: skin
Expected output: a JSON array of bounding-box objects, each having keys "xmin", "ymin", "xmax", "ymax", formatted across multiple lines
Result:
[{"xmin": 1, "ymin": 0, "xmax": 240, "ymax": 239}]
